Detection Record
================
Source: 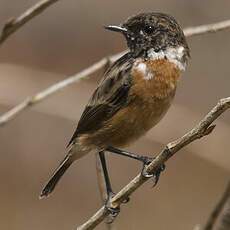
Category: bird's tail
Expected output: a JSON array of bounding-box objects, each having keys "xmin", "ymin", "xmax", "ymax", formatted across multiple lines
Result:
[{"xmin": 40, "ymin": 154, "xmax": 73, "ymax": 199}]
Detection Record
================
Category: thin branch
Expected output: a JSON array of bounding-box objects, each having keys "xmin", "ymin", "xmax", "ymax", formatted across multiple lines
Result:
[
  {"xmin": 1, "ymin": 19, "xmax": 230, "ymax": 126},
  {"xmin": 0, "ymin": 0, "xmax": 60, "ymax": 45},
  {"xmin": 203, "ymin": 182, "xmax": 230, "ymax": 230},
  {"xmin": 95, "ymin": 153, "xmax": 114, "ymax": 230},
  {"xmin": 0, "ymin": 52, "xmax": 124, "ymax": 126},
  {"xmin": 76, "ymin": 97, "xmax": 230, "ymax": 230},
  {"xmin": 183, "ymin": 19, "xmax": 230, "ymax": 37}
]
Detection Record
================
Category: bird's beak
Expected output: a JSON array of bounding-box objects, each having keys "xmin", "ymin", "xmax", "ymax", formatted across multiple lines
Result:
[{"xmin": 104, "ymin": 25, "xmax": 127, "ymax": 34}]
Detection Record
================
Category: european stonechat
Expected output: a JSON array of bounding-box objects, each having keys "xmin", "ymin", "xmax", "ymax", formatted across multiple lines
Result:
[{"xmin": 40, "ymin": 12, "xmax": 190, "ymax": 211}]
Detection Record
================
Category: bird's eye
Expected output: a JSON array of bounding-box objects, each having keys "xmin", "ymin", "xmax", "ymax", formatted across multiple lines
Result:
[{"xmin": 143, "ymin": 25, "xmax": 154, "ymax": 34}]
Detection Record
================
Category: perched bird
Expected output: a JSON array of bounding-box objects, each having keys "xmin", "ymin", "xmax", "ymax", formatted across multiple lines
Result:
[{"xmin": 40, "ymin": 12, "xmax": 190, "ymax": 207}]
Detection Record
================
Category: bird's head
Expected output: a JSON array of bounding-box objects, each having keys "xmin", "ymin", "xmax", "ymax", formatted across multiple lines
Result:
[{"xmin": 105, "ymin": 12, "xmax": 190, "ymax": 62}]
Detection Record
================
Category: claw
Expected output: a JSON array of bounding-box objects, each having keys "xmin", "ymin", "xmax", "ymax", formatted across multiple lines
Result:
[
  {"xmin": 122, "ymin": 197, "xmax": 130, "ymax": 203},
  {"xmin": 141, "ymin": 166, "xmax": 155, "ymax": 178},
  {"xmin": 140, "ymin": 156, "xmax": 154, "ymax": 165},
  {"xmin": 140, "ymin": 156, "xmax": 154, "ymax": 178},
  {"xmin": 140, "ymin": 156, "xmax": 165, "ymax": 187},
  {"xmin": 105, "ymin": 205, "xmax": 120, "ymax": 223},
  {"xmin": 104, "ymin": 192, "xmax": 120, "ymax": 224},
  {"xmin": 151, "ymin": 164, "xmax": 165, "ymax": 187}
]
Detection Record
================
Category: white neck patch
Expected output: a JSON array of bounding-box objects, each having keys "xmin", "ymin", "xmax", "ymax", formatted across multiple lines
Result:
[
  {"xmin": 135, "ymin": 62, "xmax": 155, "ymax": 80},
  {"xmin": 147, "ymin": 46, "xmax": 186, "ymax": 71}
]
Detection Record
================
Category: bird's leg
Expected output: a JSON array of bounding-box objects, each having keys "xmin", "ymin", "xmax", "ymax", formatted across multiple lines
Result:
[
  {"xmin": 98, "ymin": 151, "xmax": 120, "ymax": 222},
  {"xmin": 106, "ymin": 146, "xmax": 165, "ymax": 187},
  {"xmin": 107, "ymin": 146, "xmax": 153, "ymax": 163}
]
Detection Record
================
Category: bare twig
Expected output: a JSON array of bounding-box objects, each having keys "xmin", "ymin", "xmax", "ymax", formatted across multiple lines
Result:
[
  {"xmin": 1, "ymin": 19, "xmax": 230, "ymax": 126},
  {"xmin": 184, "ymin": 19, "xmax": 230, "ymax": 37},
  {"xmin": 203, "ymin": 182, "xmax": 230, "ymax": 230},
  {"xmin": 0, "ymin": 52, "xmax": 125, "ymax": 126},
  {"xmin": 76, "ymin": 97, "xmax": 230, "ymax": 230},
  {"xmin": 0, "ymin": 0, "xmax": 60, "ymax": 45},
  {"xmin": 95, "ymin": 153, "xmax": 114, "ymax": 230}
]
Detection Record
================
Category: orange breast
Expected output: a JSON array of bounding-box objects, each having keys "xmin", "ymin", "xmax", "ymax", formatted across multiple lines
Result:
[
  {"xmin": 104, "ymin": 59, "xmax": 182, "ymax": 147},
  {"xmin": 130, "ymin": 58, "xmax": 181, "ymax": 99},
  {"xmin": 81, "ymin": 59, "xmax": 182, "ymax": 148}
]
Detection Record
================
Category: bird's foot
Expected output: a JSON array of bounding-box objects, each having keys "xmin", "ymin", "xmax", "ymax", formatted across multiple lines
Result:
[
  {"xmin": 104, "ymin": 192, "xmax": 120, "ymax": 224},
  {"xmin": 104, "ymin": 192, "xmax": 130, "ymax": 224},
  {"xmin": 140, "ymin": 156, "xmax": 165, "ymax": 187}
]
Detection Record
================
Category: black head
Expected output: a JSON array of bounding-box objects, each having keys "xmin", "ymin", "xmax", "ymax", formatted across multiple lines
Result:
[{"xmin": 105, "ymin": 12, "xmax": 189, "ymax": 58}]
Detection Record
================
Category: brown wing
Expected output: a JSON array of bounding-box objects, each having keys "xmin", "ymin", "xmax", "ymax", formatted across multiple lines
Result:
[{"xmin": 67, "ymin": 52, "xmax": 134, "ymax": 147}]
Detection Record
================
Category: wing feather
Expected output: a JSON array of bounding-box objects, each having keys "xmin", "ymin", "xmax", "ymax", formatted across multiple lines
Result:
[{"xmin": 67, "ymin": 53, "xmax": 134, "ymax": 147}]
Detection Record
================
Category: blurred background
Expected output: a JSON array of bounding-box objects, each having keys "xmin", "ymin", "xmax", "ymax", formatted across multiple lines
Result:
[{"xmin": 0, "ymin": 0, "xmax": 229, "ymax": 229}]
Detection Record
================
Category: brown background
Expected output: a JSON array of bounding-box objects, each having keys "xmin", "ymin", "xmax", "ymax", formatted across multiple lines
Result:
[{"xmin": 0, "ymin": 0, "xmax": 229, "ymax": 229}]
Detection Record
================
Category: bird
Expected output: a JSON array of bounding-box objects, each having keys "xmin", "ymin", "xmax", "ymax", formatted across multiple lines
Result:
[{"xmin": 40, "ymin": 12, "xmax": 190, "ymax": 210}]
